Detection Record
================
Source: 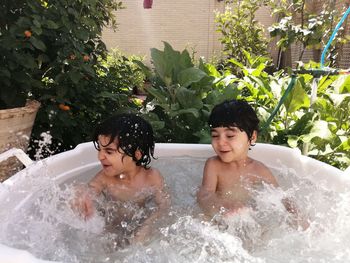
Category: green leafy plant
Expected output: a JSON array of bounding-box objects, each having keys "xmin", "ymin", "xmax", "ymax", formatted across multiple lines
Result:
[
  {"xmin": 139, "ymin": 43, "xmax": 349, "ymax": 169},
  {"xmin": 135, "ymin": 42, "xmax": 237, "ymax": 143},
  {"xmin": 98, "ymin": 49, "xmax": 146, "ymax": 93},
  {"xmin": 30, "ymin": 48, "xmax": 143, "ymax": 156},
  {"xmin": 268, "ymin": 0, "xmax": 347, "ymax": 67},
  {"xmin": 215, "ymin": 0, "xmax": 269, "ymax": 71},
  {"xmin": 0, "ymin": 0, "xmax": 122, "ymax": 110},
  {"xmin": 285, "ymin": 70, "xmax": 350, "ymax": 169},
  {"xmin": 0, "ymin": 0, "xmax": 147, "ymax": 155},
  {"xmin": 224, "ymin": 56, "xmax": 350, "ymax": 170}
]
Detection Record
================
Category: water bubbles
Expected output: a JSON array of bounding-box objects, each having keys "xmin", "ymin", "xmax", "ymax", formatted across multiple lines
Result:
[
  {"xmin": 146, "ymin": 103, "xmax": 155, "ymax": 111},
  {"xmin": 33, "ymin": 132, "xmax": 54, "ymax": 160},
  {"xmin": 48, "ymin": 110, "xmax": 57, "ymax": 120},
  {"xmin": 220, "ymin": 206, "xmax": 227, "ymax": 214},
  {"xmin": 146, "ymin": 248, "xmax": 153, "ymax": 255},
  {"xmin": 1, "ymin": 157, "xmax": 350, "ymax": 262}
]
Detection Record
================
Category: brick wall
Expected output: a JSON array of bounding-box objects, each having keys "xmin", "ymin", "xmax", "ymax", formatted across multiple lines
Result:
[
  {"xmin": 102, "ymin": 0, "xmax": 277, "ymax": 64},
  {"xmin": 102, "ymin": 1, "xmax": 350, "ymax": 69},
  {"xmin": 102, "ymin": 0, "xmax": 350, "ymax": 68},
  {"xmin": 102, "ymin": 0, "xmax": 225, "ymax": 63}
]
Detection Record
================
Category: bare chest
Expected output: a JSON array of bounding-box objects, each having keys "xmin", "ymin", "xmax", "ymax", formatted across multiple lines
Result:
[
  {"xmin": 216, "ymin": 171, "xmax": 259, "ymax": 201},
  {"xmin": 104, "ymin": 181, "xmax": 156, "ymax": 205}
]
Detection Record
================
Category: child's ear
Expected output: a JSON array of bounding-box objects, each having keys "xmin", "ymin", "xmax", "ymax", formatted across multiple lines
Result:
[
  {"xmin": 250, "ymin": 130, "xmax": 257, "ymax": 144},
  {"xmin": 135, "ymin": 149, "xmax": 142, "ymax": 161}
]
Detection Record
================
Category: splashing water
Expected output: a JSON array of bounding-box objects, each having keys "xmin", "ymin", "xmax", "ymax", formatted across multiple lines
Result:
[
  {"xmin": 31, "ymin": 132, "xmax": 55, "ymax": 160},
  {"xmin": 0, "ymin": 157, "xmax": 349, "ymax": 262}
]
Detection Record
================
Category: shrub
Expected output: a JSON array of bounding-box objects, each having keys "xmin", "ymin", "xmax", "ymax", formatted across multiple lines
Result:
[
  {"xmin": 0, "ymin": 0, "xmax": 122, "ymax": 109},
  {"xmin": 215, "ymin": 0, "xmax": 269, "ymax": 72}
]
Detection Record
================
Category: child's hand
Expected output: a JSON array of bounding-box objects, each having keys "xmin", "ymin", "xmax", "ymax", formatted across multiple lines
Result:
[
  {"xmin": 70, "ymin": 185, "xmax": 95, "ymax": 220},
  {"xmin": 220, "ymin": 201, "xmax": 245, "ymax": 218},
  {"xmin": 223, "ymin": 206, "xmax": 248, "ymax": 218}
]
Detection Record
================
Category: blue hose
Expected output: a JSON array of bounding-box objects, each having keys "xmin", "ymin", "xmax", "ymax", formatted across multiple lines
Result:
[
  {"xmin": 261, "ymin": 7, "xmax": 350, "ymax": 132},
  {"xmin": 320, "ymin": 6, "xmax": 350, "ymax": 68}
]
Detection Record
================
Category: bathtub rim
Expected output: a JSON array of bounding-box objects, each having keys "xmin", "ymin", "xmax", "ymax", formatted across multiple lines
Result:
[{"xmin": 0, "ymin": 142, "xmax": 348, "ymax": 263}]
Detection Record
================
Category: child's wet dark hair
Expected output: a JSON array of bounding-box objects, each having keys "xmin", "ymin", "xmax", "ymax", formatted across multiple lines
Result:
[
  {"xmin": 208, "ymin": 99, "xmax": 259, "ymax": 141},
  {"xmin": 93, "ymin": 113, "xmax": 155, "ymax": 168}
]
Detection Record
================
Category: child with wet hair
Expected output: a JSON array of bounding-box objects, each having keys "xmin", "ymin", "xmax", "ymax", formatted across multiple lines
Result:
[
  {"xmin": 73, "ymin": 113, "xmax": 169, "ymax": 244},
  {"xmin": 197, "ymin": 99, "xmax": 308, "ymax": 229}
]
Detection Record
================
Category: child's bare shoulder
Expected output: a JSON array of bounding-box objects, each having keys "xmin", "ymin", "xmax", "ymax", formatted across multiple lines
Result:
[
  {"xmin": 145, "ymin": 167, "xmax": 164, "ymax": 188},
  {"xmin": 251, "ymin": 158, "xmax": 269, "ymax": 170},
  {"xmin": 88, "ymin": 170, "xmax": 109, "ymax": 192},
  {"xmin": 250, "ymin": 158, "xmax": 278, "ymax": 186},
  {"xmin": 205, "ymin": 156, "xmax": 222, "ymax": 167}
]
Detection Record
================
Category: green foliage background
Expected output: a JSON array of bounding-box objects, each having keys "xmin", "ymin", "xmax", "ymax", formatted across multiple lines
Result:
[
  {"xmin": 138, "ymin": 43, "xmax": 350, "ymax": 170},
  {"xmin": 0, "ymin": 0, "xmax": 349, "ymax": 170}
]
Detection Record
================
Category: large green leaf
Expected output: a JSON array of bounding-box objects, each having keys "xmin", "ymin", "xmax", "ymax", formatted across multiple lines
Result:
[
  {"xmin": 170, "ymin": 108, "xmax": 200, "ymax": 118},
  {"xmin": 205, "ymin": 84, "xmax": 239, "ymax": 106},
  {"xmin": 177, "ymin": 67, "xmax": 207, "ymax": 88},
  {"xmin": 318, "ymin": 75, "xmax": 335, "ymax": 93},
  {"xmin": 204, "ymin": 63, "xmax": 221, "ymax": 78},
  {"xmin": 284, "ymin": 79, "xmax": 310, "ymax": 113},
  {"xmin": 179, "ymin": 49, "xmax": 193, "ymax": 69},
  {"xmin": 195, "ymin": 128, "xmax": 211, "ymax": 144},
  {"xmin": 29, "ymin": 37, "xmax": 47, "ymax": 51},
  {"xmin": 146, "ymin": 86, "xmax": 168, "ymax": 105},
  {"xmin": 248, "ymin": 75, "xmax": 273, "ymax": 98},
  {"xmin": 287, "ymin": 135, "xmax": 299, "ymax": 148},
  {"xmin": 45, "ymin": 20, "xmax": 59, "ymax": 29},
  {"xmin": 329, "ymin": 93, "xmax": 350, "ymax": 107},
  {"xmin": 227, "ymin": 58, "xmax": 245, "ymax": 71},
  {"xmin": 337, "ymin": 138, "xmax": 350, "ymax": 151},
  {"xmin": 69, "ymin": 70, "xmax": 82, "ymax": 84},
  {"xmin": 150, "ymin": 120, "xmax": 165, "ymax": 130},
  {"xmin": 14, "ymin": 52, "xmax": 37, "ymax": 69},
  {"xmin": 75, "ymin": 29, "xmax": 90, "ymax": 41},
  {"xmin": 150, "ymin": 48, "xmax": 173, "ymax": 86},
  {"xmin": 289, "ymin": 111, "xmax": 314, "ymax": 135},
  {"xmin": 332, "ymin": 75, "xmax": 350, "ymax": 93},
  {"xmin": 250, "ymin": 63, "xmax": 266, "ymax": 77},
  {"xmin": 176, "ymin": 87, "xmax": 203, "ymax": 109},
  {"xmin": 300, "ymin": 120, "xmax": 332, "ymax": 143}
]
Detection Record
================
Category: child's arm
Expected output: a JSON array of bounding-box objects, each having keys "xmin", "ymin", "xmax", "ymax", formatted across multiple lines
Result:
[
  {"xmin": 133, "ymin": 170, "xmax": 170, "ymax": 243},
  {"xmin": 71, "ymin": 170, "xmax": 104, "ymax": 219},
  {"xmin": 282, "ymin": 198, "xmax": 309, "ymax": 230},
  {"xmin": 197, "ymin": 159, "xmax": 243, "ymax": 218},
  {"xmin": 258, "ymin": 163, "xmax": 309, "ymax": 230}
]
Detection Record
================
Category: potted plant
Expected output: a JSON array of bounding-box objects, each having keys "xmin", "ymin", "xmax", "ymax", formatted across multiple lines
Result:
[{"xmin": 0, "ymin": 2, "xmax": 42, "ymax": 180}]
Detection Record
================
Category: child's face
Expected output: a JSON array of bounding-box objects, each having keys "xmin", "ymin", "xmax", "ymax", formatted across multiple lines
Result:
[
  {"xmin": 96, "ymin": 135, "xmax": 135, "ymax": 177},
  {"xmin": 210, "ymin": 126, "xmax": 256, "ymax": 163}
]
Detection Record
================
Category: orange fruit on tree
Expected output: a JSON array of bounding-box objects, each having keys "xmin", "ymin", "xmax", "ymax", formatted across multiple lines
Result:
[
  {"xmin": 83, "ymin": 55, "xmax": 90, "ymax": 62},
  {"xmin": 58, "ymin": 103, "xmax": 70, "ymax": 111},
  {"xmin": 24, "ymin": 30, "xmax": 32, "ymax": 38}
]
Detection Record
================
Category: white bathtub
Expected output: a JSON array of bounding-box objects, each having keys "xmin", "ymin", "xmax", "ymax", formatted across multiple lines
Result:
[{"xmin": 0, "ymin": 142, "xmax": 348, "ymax": 262}]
